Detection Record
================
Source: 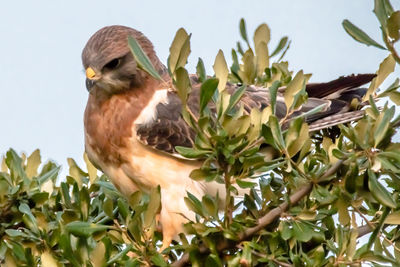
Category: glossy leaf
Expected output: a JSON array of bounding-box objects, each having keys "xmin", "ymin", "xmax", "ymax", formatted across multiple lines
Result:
[
  {"xmin": 200, "ymin": 78, "xmax": 219, "ymax": 114},
  {"xmin": 388, "ymin": 11, "xmax": 400, "ymax": 41},
  {"xmin": 368, "ymin": 169, "xmax": 397, "ymax": 208},
  {"xmin": 196, "ymin": 57, "xmax": 206, "ymax": 82},
  {"xmin": 168, "ymin": 28, "xmax": 191, "ymax": 74},
  {"xmin": 213, "ymin": 50, "xmax": 229, "ymax": 92},
  {"xmin": 174, "ymin": 67, "xmax": 191, "ymax": 105},
  {"xmin": 25, "ymin": 149, "xmax": 41, "ymax": 178},
  {"xmin": 284, "ymin": 70, "xmax": 305, "ymax": 110},
  {"xmin": 66, "ymin": 221, "xmax": 111, "ymax": 237},
  {"xmin": 364, "ymin": 54, "xmax": 396, "ymax": 101},
  {"xmin": 175, "ymin": 146, "xmax": 210, "ymax": 158},
  {"xmin": 239, "ymin": 18, "xmax": 250, "ymax": 47},
  {"xmin": 342, "ymin": 19, "xmax": 386, "ymax": 50},
  {"xmin": 127, "ymin": 36, "xmax": 163, "ymax": 80},
  {"xmin": 270, "ymin": 36, "xmax": 289, "ymax": 57},
  {"xmin": 143, "ymin": 185, "xmax": 161, "ymax": 228}
]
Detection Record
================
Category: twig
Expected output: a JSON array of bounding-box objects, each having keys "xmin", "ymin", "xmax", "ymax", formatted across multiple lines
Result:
[
  {"xmin": 223, "ymin": 165, "xmax": 233, "ymax": 225},
  {"xmin": 271, "ymin": 258, "xmax": 294, "ymax": 267},
  {"xmin": 383, "ymin": 37, "xmax": 400, "ymax": 65},
  {"xmin": 172, "ymin": 160, "xmax": 344, "ymax": 267}
]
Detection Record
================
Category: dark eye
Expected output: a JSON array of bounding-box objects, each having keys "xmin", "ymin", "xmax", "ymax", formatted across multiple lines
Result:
[{"xmin": 103, "ymin": 58, "xmax": 121, "ymax": 70}]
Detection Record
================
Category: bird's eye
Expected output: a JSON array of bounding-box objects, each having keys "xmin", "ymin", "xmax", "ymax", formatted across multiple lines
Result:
[{"xmin": 103, "ymin": 58, "xmax": 121, "ymax": 70}]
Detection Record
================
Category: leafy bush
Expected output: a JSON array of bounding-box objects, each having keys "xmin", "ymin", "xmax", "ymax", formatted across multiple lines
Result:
[{"xmin": 1, "ymin": 0, "xmax": 400, "ymax": 266}]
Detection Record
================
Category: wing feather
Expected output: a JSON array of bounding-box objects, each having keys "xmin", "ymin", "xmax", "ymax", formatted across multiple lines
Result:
[{"xmin": 135, "ymin": 74, "xmax": 375, "ymax": 157}]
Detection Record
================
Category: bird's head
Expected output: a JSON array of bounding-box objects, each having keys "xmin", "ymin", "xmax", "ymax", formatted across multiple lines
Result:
[{"xmin": 82, "ymin": 25, "xmax": 165, "ymax": 94}]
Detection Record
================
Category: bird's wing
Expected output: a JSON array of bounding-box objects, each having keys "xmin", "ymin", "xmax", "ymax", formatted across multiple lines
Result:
[
  {"xmin": 134, "ymin": 74, "xmax": 375, "ymax": 158},
  {"xmin": 134, "ymin": 87, "xmax": 197, "ymax": 159}
]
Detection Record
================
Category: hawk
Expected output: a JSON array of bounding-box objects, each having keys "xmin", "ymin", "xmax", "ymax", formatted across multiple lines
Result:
[{"xmin": 82, "ymin": 25, "xmax": 375, "ymax": 250}]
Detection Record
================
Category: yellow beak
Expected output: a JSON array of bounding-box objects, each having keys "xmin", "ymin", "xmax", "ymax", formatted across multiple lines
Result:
[{"xmin": 86, "ymin": 67, "xmax": 96, "ymax": 79}]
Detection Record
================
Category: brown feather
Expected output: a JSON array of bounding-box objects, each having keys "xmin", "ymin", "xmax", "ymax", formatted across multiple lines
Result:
[{"xmin": 84, "ymin": 78, "xmax": 160, "ymax": 165}]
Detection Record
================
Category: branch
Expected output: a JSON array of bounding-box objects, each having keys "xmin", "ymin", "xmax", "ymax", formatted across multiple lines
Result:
[
  {"xmin": 357, "ymin": 224, "xmax": 374, "ymax": 238},
  {"xmin": 239, "ymin": 183, "xmax": 313, "ymax": 240},
  {"xmin": 172, "ymin": 160, "xmax": 344, "ymax": 267}
]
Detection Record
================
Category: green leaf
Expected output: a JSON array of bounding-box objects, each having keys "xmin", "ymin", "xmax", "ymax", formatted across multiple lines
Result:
[
  {"xmin": 364, "ymin": 54, "xmax": 396, "ymax": 101},
  {"xmin": 286, "ymin": 118, "xmax": 309, "ymax": 157},
  {"xmin": 103, "ymin": 197, "xmax": 114, "ymax": 218},
  {"xmin": 37, "ymin": 166, "xmax": 60, "ymax": 185},
  {"xmin": 6, "ymin": 149, "xmax": 26, "ymax": 181},
  {"xmin": 389, "ymin": 91, "xmax": 400, "ymax": 105},
  {"xmin": 253, "ymin": 24, "xmax": 270, "ymax": 76},
  {"xmin": 205, "ymin": 254, "xmax": 222, "ymax": 267},
  {"xmin": 281, "ymin": 221, "xmax": 293, "ymax": 240},
  {"xmin": 374, "ymin": 0, "xmax": 393, "ymax": 28},
  {"xmin": 388, "ymin": 11, "xmax": 400, "ymax": 41},
  {"xmin": 168, "ymin": 28, "xmax": 191, "ymax": 74},
  {"xmin": 342, "ymin": 19, "xmax": 386, "ymax": 50},
  {"xmin": 67, "ymin": 158, "xmax": 85, "ymax": 188},
  {"xmin": 238, "ymin": 49, "xmax": 256, "ymax": 84},
  {"xmin": 66, "ymin": 221, "xmax": 111, "ymax": 237},
  {"xmin": 151, "ymin": 254, "xmax": 168, "ymax": 267},
  {"xmin": 270, "ymin": 36, "xmax": 289, "ymax": 57},
  {"xmin": 196, "ymin": 57, "xmax": 206, "ymax": 82},
  {"xmin": 129, "ymin": 191, "xmax": 142, "ymax": 208},
  {"xmin": 239, "ymin": 18, "xmax": 250, "ymax": 47},
  {"xmin": 174, "ymin": 67, "xmax": 191, "ymax": 105},
  {"xmin": 226, "ymin": 84, "xmax": 246, "ymax": 113},
  {"xmin": 5, "ymin": 229, "xmax": 31, "ymax": 238},
  {"xmin": 374, "ymin": 105, "xmax": 395, "ymax": 147},
  {"xmin": 213, "ymin": 50, "xmax": 229, "ymax": 92},
  {"xmin": 292, "ymin": 221, "xmax": 313, "ymax": 242},
  {"xmin": 269, "ymin": 81, "xmax": 280, "ymax": 115},
  {"xmin": 143, "ymin": 185, "xmax": 161, "ymax": 228},
  {"xmin": 268, "ymin": 115, "xmax": 285, "ymax": 149},
  {"xmin": 202, "ymin": 194, "xmax": 218, "ymax": 218},
  {"xmin": 189, "ymin": 168, "xmax": 217, "ymax": 182},
  {"xmin": 83, "ymin": 152, "xmax": 97, "ymax": 183},
  {"xmin": 284, "ymin": 70, "xmax": 305, "ymax": 110},
  {"xmin": 367, "ymin": 207, "xmax": 390, "ymax": 251},
  {"xmin": 200, "ymin": 78, "xmax": 219, "ymax": 113},
  {"xmin": 237, "ymin": 41, "xmax": 244, "ymax": 55},
  {"xmin": 175, "ymin": 146, "xmax": 210, "ymax": 158},
  {"xmin": 19, "ymin": 203, "xmax": 37, "ymax": 225},
  {"xmin": 25, "ymin": 149, "xmax": 41, "ymax": 178},
  {"xmin": 106, "ymin": 244, "xmax": 133, "ymax": 265},
  {"xmin": 184, "ymin": 192, "xmax": 204, "ymax": 217},
  {"xmin": 236, "ymin": 179, "xmax": 257, "ymax": 189},
  {"xmin": 385, "ymin": 211, "xmax": 400, "ymax": 224},
  {"xmin": 127, "ymin": 36, "xmax": 162, "ymax": 81},
  {"xmin": 336, "ymin": 198, "xmax": 350, "ymax": 225},
  {"xmin": 368, "ymin": 169, "xmax": 397, "ymax": 208},
  {"xmin": 255, "ymin": 41, "xmax": 269, "ymax": 76},
  {"xmin": 254, "ymin": 23, "xmax": 270, "ymax": 46}
]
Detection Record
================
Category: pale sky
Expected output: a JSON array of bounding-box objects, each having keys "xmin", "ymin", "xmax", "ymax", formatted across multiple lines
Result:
[{"xmin": 0, "ymin": 0, "xmax": 399, "ymax": 171}]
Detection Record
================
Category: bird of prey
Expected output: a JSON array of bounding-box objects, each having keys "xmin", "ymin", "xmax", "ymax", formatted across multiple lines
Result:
[{"xmin": 82, "ymin": 25, "xmax": 375, "ymax": 250}]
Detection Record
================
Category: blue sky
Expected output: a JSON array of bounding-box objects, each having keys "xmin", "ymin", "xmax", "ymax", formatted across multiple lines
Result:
[{"xmin": 0, "ymin": 0, "xmax": 399, "ymax": 170}]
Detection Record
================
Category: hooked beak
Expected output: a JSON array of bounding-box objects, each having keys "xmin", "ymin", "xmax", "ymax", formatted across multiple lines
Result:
[
  {"xmin": 85, "ymin": 67, "xmax": 98, "ymax": 92},
  {"xmin": 85, "ymin": 78, "xmax": 95, "ymax": 92}
]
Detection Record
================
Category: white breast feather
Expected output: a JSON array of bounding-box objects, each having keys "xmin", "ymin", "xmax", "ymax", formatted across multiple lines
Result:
[{"xmin": 134, "ymin": 89, "xmax": 169, "ymax": 125}]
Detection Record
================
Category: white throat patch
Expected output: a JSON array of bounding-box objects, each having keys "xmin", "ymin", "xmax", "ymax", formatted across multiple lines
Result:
[{"xmin": 134, "ymin": 89, "xmax": 169, "ymax": 125}]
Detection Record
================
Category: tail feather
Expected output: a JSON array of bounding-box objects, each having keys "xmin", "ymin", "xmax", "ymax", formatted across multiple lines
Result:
[
  {"xmin": 305, "ymin": 74, "xmax": 376, "ymax": 99},
  {"xmin": 309, "ymin": 110, "xmax": 365, "ymax": 131}
]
